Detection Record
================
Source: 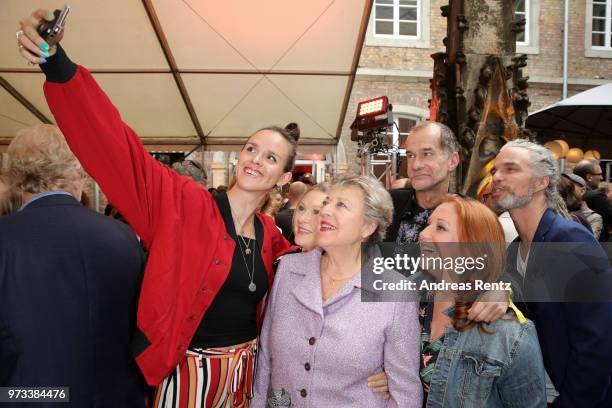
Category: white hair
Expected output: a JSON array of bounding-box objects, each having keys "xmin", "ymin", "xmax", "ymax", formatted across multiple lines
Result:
[{"xmin": 500, "ymin": 139, "xmax": 571, "ymax": 219}]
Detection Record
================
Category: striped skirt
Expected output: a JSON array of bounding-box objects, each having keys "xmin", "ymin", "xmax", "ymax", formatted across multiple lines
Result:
[{"xmin": 152, "ymin": 339, "xmax": 258, "ymax": 408}]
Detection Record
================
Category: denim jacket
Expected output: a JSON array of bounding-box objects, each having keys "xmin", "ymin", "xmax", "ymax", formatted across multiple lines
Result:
[{"xmin": 425, "ymin": 307, "xmax": 547, "ymax": 408}]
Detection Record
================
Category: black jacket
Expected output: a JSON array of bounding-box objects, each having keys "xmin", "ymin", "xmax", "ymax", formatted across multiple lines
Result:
[
  {"xmin": 584, "ymin": 189, "xmax": 612, "ymax": 241},
  {"xmin": 385, "ymin": 188, "xmax": 419, "ymax": 242},
  {"xmin": 0, "ymin": 194, "xmax": 146, "ymax": 407}
]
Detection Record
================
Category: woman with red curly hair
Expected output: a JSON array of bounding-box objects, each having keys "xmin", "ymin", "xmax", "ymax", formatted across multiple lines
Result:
[{"xmin": 418, "ymin": 195, "xmax": 546, "ymax": 407}]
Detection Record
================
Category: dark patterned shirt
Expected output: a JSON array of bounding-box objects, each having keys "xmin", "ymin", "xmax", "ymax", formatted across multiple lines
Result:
[
  {"xmin": 396, "ymin": 204, "xmax": 432, "ymax": 245},
  {"xmin": 419, "ymin": 301, "xmax": 444, "ymax": 403}
]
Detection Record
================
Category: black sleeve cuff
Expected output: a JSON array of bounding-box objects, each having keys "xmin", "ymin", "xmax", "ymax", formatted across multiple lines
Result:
[{"xmin": 39, "ymin": 44, "xmax": 77, "ymax": 83}]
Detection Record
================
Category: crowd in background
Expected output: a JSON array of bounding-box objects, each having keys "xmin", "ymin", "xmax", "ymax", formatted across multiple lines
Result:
[{"xmin": 2, "ymin": 7, "xmax": 612, "ymax": 408}]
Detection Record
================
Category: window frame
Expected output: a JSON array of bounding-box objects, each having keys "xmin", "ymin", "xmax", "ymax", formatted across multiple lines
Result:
[
  {"xmin": 365, "ymin": 0, "xmax": 430, "ymax": 48},
  {"xmin": 591, "ymin": 0, "xmax": 612, "ymax": 50},
  {"xmin": 373, "ymin": 0, "xmax": 421, "ymax": 40},
  {"xmin": 515, "ymin": 0, "xmax": 530, "ymax": 46},
  {"xmin": 585, "ymin": 0, "xmax": 612, "ymax": 57}
]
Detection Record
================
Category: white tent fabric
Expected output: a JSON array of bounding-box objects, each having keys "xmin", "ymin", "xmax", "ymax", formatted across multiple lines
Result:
[{"xmin": 0, "ymin": 0, "xmax": 372, "ymax": 152}]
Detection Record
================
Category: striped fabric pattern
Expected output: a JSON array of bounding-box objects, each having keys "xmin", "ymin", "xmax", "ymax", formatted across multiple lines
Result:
[{"xmin": 153, "ymin": 339, "xmax": 258, "ymax": 408}]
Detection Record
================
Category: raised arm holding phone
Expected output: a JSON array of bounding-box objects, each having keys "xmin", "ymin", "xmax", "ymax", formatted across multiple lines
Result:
[{"xmin": 15, "ymin": 7, "xmax": 393, "ymax": 407}]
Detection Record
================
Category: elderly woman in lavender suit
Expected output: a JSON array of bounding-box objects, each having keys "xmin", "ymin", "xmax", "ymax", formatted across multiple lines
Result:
[{"xmin": 252, "ymin": 174, "xmax": 422, "ymax": 408}]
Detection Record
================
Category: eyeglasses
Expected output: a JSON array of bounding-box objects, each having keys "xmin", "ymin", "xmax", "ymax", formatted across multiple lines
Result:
[{"xmin": 590, "ymin": 173, "xmax": 603, "ymax": 177}]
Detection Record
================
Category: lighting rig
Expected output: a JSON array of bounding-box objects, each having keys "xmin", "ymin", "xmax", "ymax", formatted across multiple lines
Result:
[{"xmin": 351, "ymin": 96, "xmax": 395, "ymax": 155}]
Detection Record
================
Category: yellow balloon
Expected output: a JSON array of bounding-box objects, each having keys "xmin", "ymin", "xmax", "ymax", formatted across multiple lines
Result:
[
  {"xmin": 554, "ymin": 139, "xmax": 570, "ymax": 157},
  {"xmin": 584, "ymin": 150, "xmax": 601, "ymax": 160},
  {"xmin": 567, "ymin": 148, "xmax": 584, "ymax": 163},
  {"xmin": 544, "ymin": 141, "xmax": 563, "ymax": 159}
]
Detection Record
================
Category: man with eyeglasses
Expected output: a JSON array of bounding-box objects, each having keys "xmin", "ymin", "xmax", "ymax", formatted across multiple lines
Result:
[{"xmin": 574, "ymin": 159, "xmax": 611, "ymax": 241}]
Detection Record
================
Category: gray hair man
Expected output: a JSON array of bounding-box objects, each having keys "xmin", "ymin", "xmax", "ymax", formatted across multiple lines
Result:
[{"xmin": 492, "ymin": 138, "xmax": 612, "ymax": 407}]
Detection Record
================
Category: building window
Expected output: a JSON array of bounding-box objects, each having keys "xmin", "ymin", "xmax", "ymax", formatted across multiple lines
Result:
[
  {"xmin": 592, "ymin": 0, "xmax": 612, "ymax": 49},
  {"xmin": 373, "ymin": 0, "xmax": 420, "ymax": 39},
  {"xmin": 515, "ymin": 0, "xmax": 530, "ymax": 45}
]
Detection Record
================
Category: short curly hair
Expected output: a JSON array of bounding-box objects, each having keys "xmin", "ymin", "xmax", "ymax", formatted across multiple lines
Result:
[
  {"xmin": 330, "ymin": 174, "xmax": 393, "ymax": 243},
  {"xmin": 8, "ymin": 124, "xmax": 84, "ymax": 194}
]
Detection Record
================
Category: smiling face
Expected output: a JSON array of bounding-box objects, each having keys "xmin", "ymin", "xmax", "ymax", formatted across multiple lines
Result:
[
  {"xmin": 293, "ymin": 189, "xmax": 327, "ymax": 251},
  {"xmin": 404, "ymin": 126, "xmax": 459, "ymax": 192},
  {"xmin": 491, "ymin": 147, "xmax": 547, "ymax": 212},
  {"xmin": 234, "ymin": 129, "xmax": 293, "ymax": 193},
  {"xmin": 419, "ymin": 202, "xmax": 460, "ymax": 244},
  {"xmin": 317, "ymin": 186, "xmax": 376, "ymax": 250}
]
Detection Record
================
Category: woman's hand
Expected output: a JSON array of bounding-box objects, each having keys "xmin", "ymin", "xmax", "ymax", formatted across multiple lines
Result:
[
  {"xmin": 367, "ymin": 370, "xmax": 390, "ymax": 400},
  {"xmin": 16, "ymin": 8, "xmax": 64, "ymax": 64},
  {"xmin": 468, "ymin": 290, "xmax": 509, "ymax": 323}
]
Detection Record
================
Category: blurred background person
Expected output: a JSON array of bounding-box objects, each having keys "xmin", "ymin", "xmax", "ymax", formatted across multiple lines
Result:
[
  {"xmin": 261, "ymin": 189, "xmax": 284, "ymax": 218},
  {"xmin": 171, "ymin": 159, "xmax": 207, "ymax": 187},
  {"xmin": 557, "ymin": 175, "xmax": 593, "ymax": 233},
  {"xmin": 298, "ymin": 172, "xmax": 315, "ymax": 186},
  {"xmin": 253, "ymin": 174, "xmax": 422, "ymax": 408},
  {"xmin": 573, "ymin": 159, "xmax": 611, "ymax": 241},
  {"xmin": 559, "ymin": 173, "xmax": 599, "ymax": 236},
  {"xmin": 418, "ymin": 195, "xmax": 546, "ymax": 407}
]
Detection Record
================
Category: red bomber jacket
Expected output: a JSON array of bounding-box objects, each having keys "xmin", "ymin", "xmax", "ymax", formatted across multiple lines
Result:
[{"xmin": 42, "ymin": 50, "xmax": 292, "ymax": 385}]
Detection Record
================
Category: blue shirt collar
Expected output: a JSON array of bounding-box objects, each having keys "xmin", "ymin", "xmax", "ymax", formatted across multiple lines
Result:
[{"xmin": 18, "ymin": 191, "xmax": 73, "ymax": 211}]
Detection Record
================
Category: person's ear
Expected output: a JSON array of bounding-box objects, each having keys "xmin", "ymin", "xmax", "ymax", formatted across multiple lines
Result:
[
  {"xmin": 448, "ymin": 151, "xmax": 460, "ymax": 171},
  {"xmin": 278, "ymin": 171, "xmax": 292, "ymax": 187},
  {"xmin": 361, "ymin": 221, "xmax": 377, "ymax": 241}
]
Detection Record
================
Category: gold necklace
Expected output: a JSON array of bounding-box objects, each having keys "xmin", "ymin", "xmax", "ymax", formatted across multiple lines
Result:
[
  {"xmin": 229, "ymin": 202, "xmax": 257, "ymax": 291},
  {"xmin": 229, "ymin": 205, "xmax": 255, "ymax": 255}
]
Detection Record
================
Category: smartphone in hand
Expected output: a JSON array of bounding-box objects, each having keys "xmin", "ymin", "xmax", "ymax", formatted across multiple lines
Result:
[{"xmin": 37, "ymin": 4, "xmax": 70, "ymax": 43}]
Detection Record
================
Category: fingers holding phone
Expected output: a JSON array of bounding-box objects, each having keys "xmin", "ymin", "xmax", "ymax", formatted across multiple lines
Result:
[{"xmin": 17, "ymin": 6, "xmax": 69, "ymax": 65}]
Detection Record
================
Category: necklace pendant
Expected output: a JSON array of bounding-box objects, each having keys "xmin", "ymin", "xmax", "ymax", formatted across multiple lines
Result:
[
  {"xmin": 245, "ymin": 248, "xmax": 252, "ymax": 255},
  {"xmin": 248, "ymin": 282, "xmax": 257, "ymax": 292}
]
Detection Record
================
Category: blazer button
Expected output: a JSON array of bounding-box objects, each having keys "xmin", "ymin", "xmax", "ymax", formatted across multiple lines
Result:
[
  {"xmin": 300, "ymin": 389, "xmax": 307, "ymax": 398},
  {"xmin": 214, "ymin": 259, "xmax": 220, "ymax": 265},
  {"xmin": 304, "ymin": 362, "xmax": 311, "ymax": 371},
  {"xmin": 201, "ymin": 285, "xmax": 208, "ymax": 292},
  {"xmin": 308, "ymin": 337, "xmax": 316, "ymax": 345},
  {"xmin": 223, "ymin": 234, "xmax": 228, "ymax": 240}
]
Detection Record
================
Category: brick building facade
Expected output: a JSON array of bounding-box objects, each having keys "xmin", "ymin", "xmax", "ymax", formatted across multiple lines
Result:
[{"xmin": 338, "ymin": 0, "xmax": 612, "ymax": 173}]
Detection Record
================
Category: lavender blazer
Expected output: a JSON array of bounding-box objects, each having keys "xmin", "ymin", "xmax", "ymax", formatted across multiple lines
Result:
[{"xmin": 252, "ymin": 247, "xmax": 422, "ymax": 408}]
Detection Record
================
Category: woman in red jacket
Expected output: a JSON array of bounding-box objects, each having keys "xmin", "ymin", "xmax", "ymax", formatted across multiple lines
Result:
[{"xmin": 17, "ymin": 9, "xmax": 297, "ymax": 407}]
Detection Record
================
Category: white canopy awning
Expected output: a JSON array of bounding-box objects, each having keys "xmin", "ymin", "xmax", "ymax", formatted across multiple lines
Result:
[{"xmin": 0, "ymin": 0, "xmax": 372, "ymax": 153}]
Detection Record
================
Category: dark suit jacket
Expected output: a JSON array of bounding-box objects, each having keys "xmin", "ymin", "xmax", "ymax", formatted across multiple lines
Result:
[
  {"xmin": 0, "ymin": 194, "xmax": 146, "ymax": 407},
  {"xmin": 584, "ymin": 189, "xmax": 612, "ymax": 241},
  {"xmin": 505, "ymin": 209, "xmax": 612, "ymax": 407}
]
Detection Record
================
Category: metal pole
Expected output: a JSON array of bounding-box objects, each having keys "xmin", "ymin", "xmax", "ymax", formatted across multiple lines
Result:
[{"xmin": 562, "ymin": 0, "xmax": 569, "ymax": 99}]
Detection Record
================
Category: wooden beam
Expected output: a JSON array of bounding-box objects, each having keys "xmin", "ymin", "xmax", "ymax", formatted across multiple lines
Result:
[
  {"xmin": 335, "ymin": 0, "xmax": 373, "ymax": 142},
  {"xmin": 141, "ymin": 0, "xmax": 205, "ymax": 144},
  {"xmin": 0, "ymin": 76, "xmax": 52, "ymax": 124}
]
